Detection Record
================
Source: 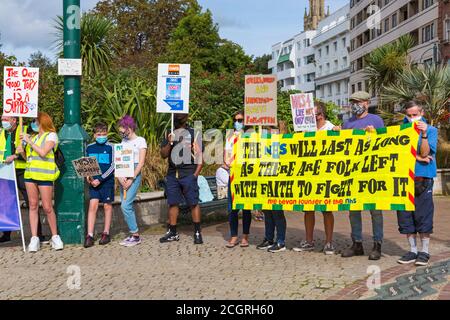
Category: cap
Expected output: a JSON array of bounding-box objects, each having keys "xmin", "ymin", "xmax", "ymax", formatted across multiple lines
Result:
[{"xmin": 350, "ymin": 91, "xmax": 371, "ymax": 102}]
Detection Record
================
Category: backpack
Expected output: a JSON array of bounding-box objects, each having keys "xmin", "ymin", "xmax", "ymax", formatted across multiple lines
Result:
[{"xmin": 54, "ymin": 148, "xmax": 65, "ymax": 170}]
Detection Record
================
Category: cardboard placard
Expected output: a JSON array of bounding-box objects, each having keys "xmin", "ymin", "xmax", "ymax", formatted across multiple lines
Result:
[{"xmin": 72, "ymin": 157, "xmax": 102, "ymax": 178}]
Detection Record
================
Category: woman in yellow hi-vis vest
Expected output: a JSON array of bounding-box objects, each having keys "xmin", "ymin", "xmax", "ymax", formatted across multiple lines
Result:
[{"xmin": 17, "ymin": 112, "xmax": 63, "ymax": 253}]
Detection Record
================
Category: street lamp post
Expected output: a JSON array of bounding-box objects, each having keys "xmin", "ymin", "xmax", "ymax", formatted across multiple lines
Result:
[{"xmin": 55, "ymin": 0, "xmax": 89, "ymax": 244}]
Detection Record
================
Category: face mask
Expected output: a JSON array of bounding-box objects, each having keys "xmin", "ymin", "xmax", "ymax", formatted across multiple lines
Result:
[
  {"xmin": 408, "ymin": 116, "xmax": 422, "ymax": 123},
  {"xmin": 351, "ymin": 103, "xmax": 366, "ymax": 116},
  {"xmin": 234, "ymin": 121, "xmax": 244, "ymax": 131},
  {"xmin": 96, "ymin": 136, "xmax": 108, "ymax": 144},
  {"xmin": 31, "ymin": 122, "xmax": 39, "ymax": 133},
  {"xmin": 1, "ymin": 121, "xmax": 12, "ymax": 130}
]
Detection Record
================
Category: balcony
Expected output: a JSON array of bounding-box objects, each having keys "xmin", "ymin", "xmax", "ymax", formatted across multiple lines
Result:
[{"xmin": 277, "ymin": 68, "xmax": 295, "ymax": 80}]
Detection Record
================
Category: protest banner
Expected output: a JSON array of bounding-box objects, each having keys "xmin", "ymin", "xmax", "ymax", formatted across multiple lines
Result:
[
  {"xmin": 0, "ymin": 163, "xmax": 26, "ymax": 252},
  {"xmin": 230, "ymin": 124, "xmax": 420, "ymax": 212},
  {"xmin": 290, "ymin": 93, "xmax": 317, "ymax": 132},
  {"xmin": 157, "ymin": 64, "xmax": 191, "ymax": 114},
  {"xmin": 3, "ymin": 66, "xmax": 39, "ymax": 118},
  {"xmin": 72, "ymin": 157, "xmax": 102, "ymax": 178},
  {"xmin": 114, "ymin": 144, "xmax": 134, "ymax": 178},
  {"xmin": 244, "ymin": 75, "xmax": 277, "ymax": 126}
]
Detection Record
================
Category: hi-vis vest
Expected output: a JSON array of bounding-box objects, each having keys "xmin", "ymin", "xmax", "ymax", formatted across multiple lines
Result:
[
  {"xmin": 0, "ymin": 126, "xmax": 28, "ymax": 169},
  {"xmin": 25, "ymin": 132, "xmax": 60, "ymax": 182}
]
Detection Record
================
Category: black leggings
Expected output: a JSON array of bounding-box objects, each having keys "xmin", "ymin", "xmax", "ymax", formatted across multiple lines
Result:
[{"xmin": 229, "ymin": 210, "xmax": 252, "ymax": 237}]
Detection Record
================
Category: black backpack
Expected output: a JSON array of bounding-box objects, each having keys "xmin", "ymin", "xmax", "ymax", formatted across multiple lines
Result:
[{"xmin": 54, "ymin": 148, "xmax": 65, "ymax": 170}]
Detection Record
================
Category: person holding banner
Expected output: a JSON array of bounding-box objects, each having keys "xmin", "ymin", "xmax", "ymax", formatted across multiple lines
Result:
[
  {"xmin": 338, "ymin": 91, "xmax": 385, "ymax": 260},
  {"xmin": 84, "ymin": 122, "xmax": 115, "ymax": 248},
  {"xmin": 117, "ymin": 116, "xmax": 147, "ymax": 247},
  {"xmin": 225, "ymin": 110, "xmax": 252, "ymax": 248},
  {"xmin": 396, "ymin": 101, "xmax": 438, "ymax": 266},
  {"xmin": 160, "ymin": 113, "xmax": 204, "ymax": 245},
  {"xmin": 293, "ymin": 103, "xmax": 337, "ymax": 255},
  {"xmin": 17, "ymin": 112, "xmax": 63, "ymax": 252},
  {"xmin": 0, "ymin": 117, "xmax": 46, "ymax": 244}
]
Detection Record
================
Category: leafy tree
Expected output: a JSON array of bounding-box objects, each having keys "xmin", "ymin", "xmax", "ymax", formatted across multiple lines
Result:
[
  {"xmin": 28, "ymin": 51, "xmax": 52, "ymax": 69},
  {"xmin": 252, "ymin": 54, "xmax": 271, "ymax": 75}
]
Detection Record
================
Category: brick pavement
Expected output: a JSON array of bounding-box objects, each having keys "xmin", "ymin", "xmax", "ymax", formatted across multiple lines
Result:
[{"xmin": 0, "ymin": 197, "xmax": 449, "ymax": 300}]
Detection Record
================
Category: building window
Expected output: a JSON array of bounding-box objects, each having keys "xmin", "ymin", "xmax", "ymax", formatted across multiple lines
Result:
[
  {"xmin": 384, "ymin": 18, "xmax": 389, "ymax": 33},
  {"xmin": 318, "ymin": 49, "xmax": 322, "ymax": 58},
  {"xmin": 334, "ymin": 60, "xmax": 338, "ymax": 71},
  {"xmin": 319, "ymin": 65, "xmax": 322, "ymax": 75},
  {"xmin": 334, "ymin": 41, "xmax": 338, "ymax": 52},
  {"xmin": 422, "ymin": 23, "xmax": 435, "ymax": 43},
  {"xmin": 344, "ymin": 81, "xmax": 349, "ymax": 93},
  {"xmin": 326, "ymin": 45, "xmax": 329, "ymax": 55},
  {"xmin": 358, "ymin": 82, "xmax": 362, "ymax": 91},
  {"xmin": 392, "ymin": 13, "xmax": 397, "ymax": 28},
  {"xmin": 423, "ymin": 0, "xmax": 434, "ymax": 10},
  {"xmin": 326, "ymin": 63, "xmax": 330, "ymax": 73},
  {"xmin": 304, "ymin": 39, "xmax": 311, "ymax": 47},
  {"xmin": 343, "ymin": 57, "xmax": 348, "ymax": 68},
  {"xmin": 423, "ymin": 58, "xmax": 433, "ymax": 67},
  {"xmin": 352, "ymin": 84, "xmax": 356, "ymax": 94},
  {"xmin": 342, "ymin": 37, "xmax": 346, "ymax": 48},
  {"xmin": 445, "ymin": 19, "xmax": 450, "ymax": 42}
]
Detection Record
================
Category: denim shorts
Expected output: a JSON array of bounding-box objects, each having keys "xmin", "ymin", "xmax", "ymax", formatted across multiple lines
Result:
[
  {"xmin": 24, "ymin": 179, "xmax": 53, "ymax": 187},
  {"xmin": 166, "ymin": 174, "xmax": 199, "ymax": 206}
]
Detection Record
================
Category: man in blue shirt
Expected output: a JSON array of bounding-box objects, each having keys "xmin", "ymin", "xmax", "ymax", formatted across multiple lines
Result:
[
  {"xmin": 340, "ymin": 91, "xmax": 386, "ymax": 261},
  {"xmin": 397, "ymin": 101, "xmax": 438, "ymax": 267}
]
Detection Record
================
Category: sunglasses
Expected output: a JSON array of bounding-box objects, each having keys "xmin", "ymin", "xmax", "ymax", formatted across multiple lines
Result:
[{"xmin": 235, "ymin": 118, "xmax": 244, "ymax": 123}]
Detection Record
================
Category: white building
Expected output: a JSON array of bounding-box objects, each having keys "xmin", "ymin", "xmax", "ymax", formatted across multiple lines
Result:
[
  {"xmin": 313, "ymin": 4, "xmax": 351, "ymax": 112},
  {"xmin": 349, "ymin": 0, "xmax": 440, "ymax": 107},
  {"xmin": 268, "ymin": 30, "xmax": 317, "ymax": 93}
]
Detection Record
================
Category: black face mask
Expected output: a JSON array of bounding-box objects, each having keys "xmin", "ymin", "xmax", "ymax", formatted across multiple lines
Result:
[{"xmin": 174, "ymin": 115, "xmax": 188, "ymax": 128}]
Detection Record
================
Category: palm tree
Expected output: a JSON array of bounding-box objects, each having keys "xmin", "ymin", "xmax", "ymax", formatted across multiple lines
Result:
[
  {"xmin": 54, "ymin": 13, "xmax": 115, "ymax": 78},
  {"xmin": 381, "ymin": 64, "xmax": 450, "ymax": 127}
]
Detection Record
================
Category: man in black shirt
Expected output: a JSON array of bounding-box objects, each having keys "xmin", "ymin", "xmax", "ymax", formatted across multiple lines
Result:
[{"xmin": 160, "ymin": 113, "xmax": 204, "ymax": 244}]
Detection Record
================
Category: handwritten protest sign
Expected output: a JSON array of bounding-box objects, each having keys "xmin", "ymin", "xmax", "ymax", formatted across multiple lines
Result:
[
  {"xmin": 230, "ymin": 124, "xmax": 420, "ymax": 212},
  {"xmin": 157, "ymin": 64, "xmax": 190, "ymax": 114},
  {"xmin": 3, "ymin": 67, "xmax": 39, "ymax": 118},
  {"xmin": 72, "ymin": 157, "xmax": 102, "ymax": 178},
  {"xmin": 114, "ymin": 144, "xmax": 134, "ymax": 178},
  {"xmin": 290, "ymin": 93, "xmax": 317, "ymax": 132},
  {"xmin": 244, "ymin": 75, "xmax": 277, "ymax": 126}
]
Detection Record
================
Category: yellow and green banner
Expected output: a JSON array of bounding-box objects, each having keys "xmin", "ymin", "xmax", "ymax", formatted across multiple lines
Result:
[{"xmin": 230, "ymin": 124, "xmax": 420, "ymax": 212}]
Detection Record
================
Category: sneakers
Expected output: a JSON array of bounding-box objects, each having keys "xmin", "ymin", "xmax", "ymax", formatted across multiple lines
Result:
[
  {"xmin": 256, "ymin": 239, "xmax": 274, "ymax": 250},
  {"xmin": 84, "ymin": 235, "xmax": 95, "ymax": 248},
  {"xmin": 293, "ymin": 240, "xmax": 315, "ymax": 252},
  {"xmin": 50, "ymin": 235, "xmax": 64, "ymax": 250},
  {"xmin": 0, "ymin": 232, "xmax": 11, "ymax": 244},
  {"xmin": 368, "ymin": 242, "xmax": 382, "ymax": 260},
  {"xmin": 99, "ymin": 232, "xmax": 111, "ymax": 245},
  {"xmin": 397, "ymin": 252, "xmax": 418, "ymax": 264},
  {"xmin": 120, "ymin": 235, "xmax": 142, "ymax": 247},
  {"xmin": 268, "ymin": 243, "xmax": 286, "ymax": 253},
  {"xmin": 194, "ymin": 231, "xmax": 203, "ymax": 245},
  {"xmin": 341, "ymin": 241, "xmax": 364, "ymax": 258},
  {"xmin": 159, "ymin": 231, "xmax": 180, "ymax": 243},
  {"xmin": 323, "ymin": 242, "xmax": 336, "ymax": 255},
  {"xmin": 28, "ymin": 236, "xmax": 40, "ymax": 253},
  {"xmin": 415, "ymin": 252, "xmax": 430, "ymax": 266}
]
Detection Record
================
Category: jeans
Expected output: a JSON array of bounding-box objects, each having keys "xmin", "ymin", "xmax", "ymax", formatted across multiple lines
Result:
[
  {"xmin": 349, "ymin": 210, "xmax": 383, "ymax": 242},
  {"xmin": 228, "ymin": 177, "xmax": 251, "ymax": 236},
  {"xmin": 120, "ymin": 174, "xmax": 142, "ymax": 234},
  {"xmin": 264, "ymin": 210, "xmax": 286, "ymax": 245}
]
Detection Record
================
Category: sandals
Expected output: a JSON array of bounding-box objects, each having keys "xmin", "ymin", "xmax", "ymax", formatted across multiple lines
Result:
[{"xmin": 226, "ymin": 241, "xmax": 240, "ymax": 248}]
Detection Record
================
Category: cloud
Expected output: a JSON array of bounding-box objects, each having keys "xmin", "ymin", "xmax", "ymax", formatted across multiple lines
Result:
[{"xmin": 215, "ymin": 15, "xmax": 249, "ymax": 30}]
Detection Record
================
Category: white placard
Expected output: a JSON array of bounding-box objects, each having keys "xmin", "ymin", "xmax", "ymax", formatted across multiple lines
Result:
[
  {"xmin": 58, "ymin": 59, "xmax": 82, "ymax": 76},
  {"xmin": 157, "ymin": 63, "xmax": 190, "ymax": 114},
  {"xmin": 290, "ymin": 93, "xmax": 317, "ymax": 132},
  {"xmin": 2, "ymin": 66, "xmax": 39, "ymax": 118},
  {"xmin": 114, "ymin": 144, "xmax": 134, "ymax": 178}
]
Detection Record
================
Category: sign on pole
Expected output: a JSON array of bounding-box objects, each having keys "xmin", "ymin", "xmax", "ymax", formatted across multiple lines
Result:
[
  {"xmin": 58, "ymin": 58, "xmax": 82, "ymax": 76},
  {"xmin": 157, "ymin": 64, "xmax": 190, "ymax": 114},
  {"xmin": 2, "ymin": 66, "xmax": 39, "ymax": 118},
  {"xmin": 114, "ymin": 144, "xmax": 134, "ymax": 178},
  {"xmin": 72, "ymin": 157, "xmax": 102, "ymax": 178},
  {"xmin": 290, "ymin": 93, "xmax": 317, "ymax": 132},
  {"xmin": 244, "ymin": 75, "xmax": 277, "ymax": 126}
]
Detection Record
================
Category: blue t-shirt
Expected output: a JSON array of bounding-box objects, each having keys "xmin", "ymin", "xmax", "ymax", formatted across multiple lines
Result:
[
  {"xmin": 415, "ymin": 122, "xmax": 438, "ymax": 178},
  {"xmin": 86, "ymin": 142, "xmax": 115, "ymax": 184},
  {"xmin": 343, "ymin": 113, "xmax": 385, "ymax": 130}
]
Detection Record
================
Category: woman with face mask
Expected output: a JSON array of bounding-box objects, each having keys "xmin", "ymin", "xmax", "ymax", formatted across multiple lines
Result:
[
  {"xmin": 117, "ymin": 115, "xmax": 147, "ymax": 247},
  {"xmin": 224, "ymin": 110, "xmax": 252, "ymax": 248},
  {"xmin": 17, "ymin": 112, "xmax": 63, "ymax": 253}
]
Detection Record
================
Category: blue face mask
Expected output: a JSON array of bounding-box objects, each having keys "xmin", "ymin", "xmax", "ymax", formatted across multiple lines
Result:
[
  {"xmin": 31, "ymin": 122, "xmax": 39, "ymax": 133},
  {"xmin": 1, "ymin": 121, "xmax": 12, "ymax": 130},
  {"xmin": 96, "ymin": 136, "xmax": 108, "ymax": 144},
  {"xmin": 234, "ymin": 121, "xmax": 244, "ymax": 131}
]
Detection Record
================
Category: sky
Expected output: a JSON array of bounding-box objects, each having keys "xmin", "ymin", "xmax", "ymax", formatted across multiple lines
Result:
[{"xmin": 0, "ymin": 0, "xmax": 348, "ymax": 63}]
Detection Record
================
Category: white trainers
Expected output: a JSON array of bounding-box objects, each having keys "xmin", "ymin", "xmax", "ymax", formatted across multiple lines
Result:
[
  {"xmin": 28, "ymin": 236, "xmax": 40, "ymax": 253},
  {"xmin": 50, "ymin": 235, "xmax": 64, "ymax": 251}
]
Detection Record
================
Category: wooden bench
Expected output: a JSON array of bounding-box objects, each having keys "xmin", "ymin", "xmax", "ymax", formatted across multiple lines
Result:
[{"xmin": 159, "ymin": 176, "xmax": 228, "ymax": 216}]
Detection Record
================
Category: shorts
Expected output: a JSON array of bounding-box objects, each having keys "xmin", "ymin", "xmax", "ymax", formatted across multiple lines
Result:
[
  {"xmin": 166, "ymin": 174, "xmax": 199, "ymax": 207},
  {"xmin": 25, "ymin": 179, "xmax": 53, "ymax": 187},
  {"xmin": 89, "ymin": 183, "xmax": 115, "ymax": 204},
  {"xmin": 397, "ymin": 179, "xmax": 434, "ymax": 234}
]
